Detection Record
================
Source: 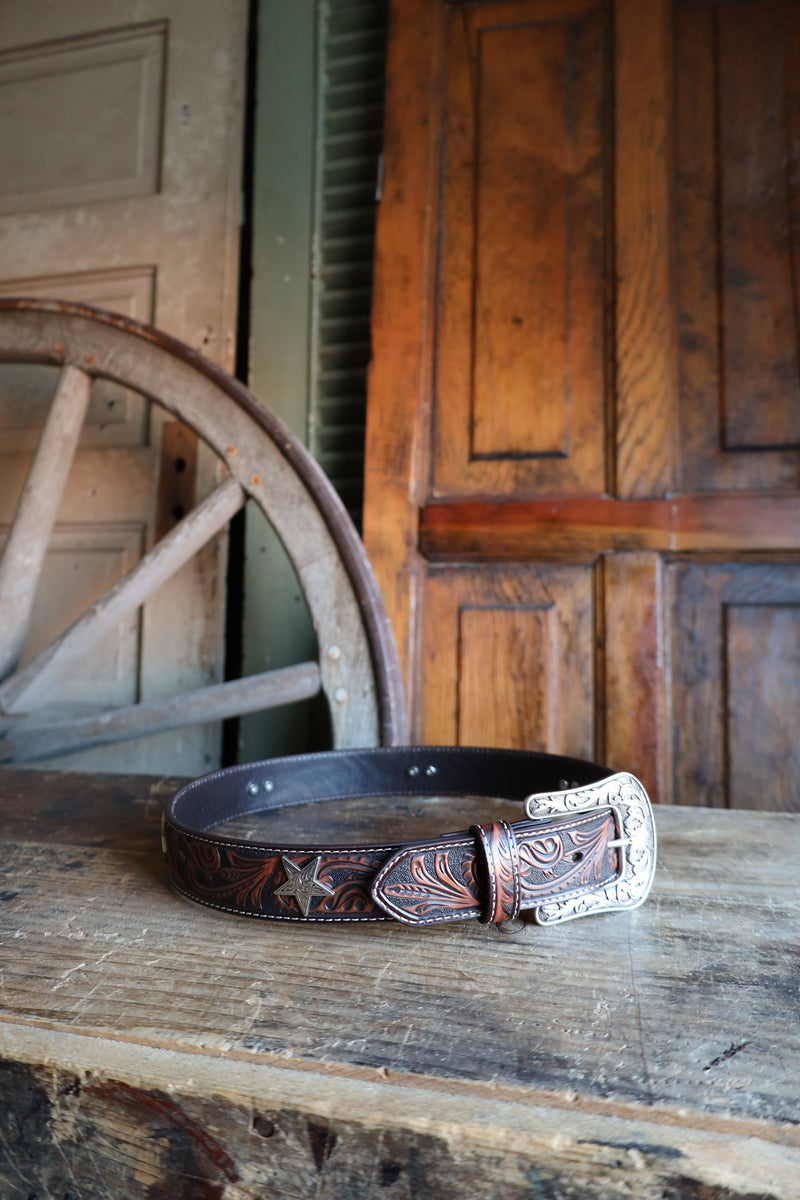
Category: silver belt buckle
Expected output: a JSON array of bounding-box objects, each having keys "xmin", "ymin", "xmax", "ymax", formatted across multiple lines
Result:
[{"xmin": 524, "ymin": 772, "xmax": 657, "ymax": 925}]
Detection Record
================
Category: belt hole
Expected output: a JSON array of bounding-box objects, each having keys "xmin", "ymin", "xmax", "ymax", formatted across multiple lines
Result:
[{"xmin": 570, "ymin": 851, "xmax": 584, "ymax": 862}]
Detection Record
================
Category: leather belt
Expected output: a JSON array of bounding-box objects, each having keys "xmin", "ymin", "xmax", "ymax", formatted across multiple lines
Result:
[{"xmin": 163, "ymin": 747, "xmax": 657, "ymax": 927}]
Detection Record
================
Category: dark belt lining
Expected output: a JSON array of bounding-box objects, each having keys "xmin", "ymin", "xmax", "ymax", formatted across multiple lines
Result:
[{"xmin": 163, "ymin": 747, "xmax": 657, "ymax": 928}]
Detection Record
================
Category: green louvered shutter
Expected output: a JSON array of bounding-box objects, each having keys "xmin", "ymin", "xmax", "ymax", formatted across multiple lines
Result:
[
  {"xmin": 240, "ymin": 0, "xmax": 388, "ymax": 762},
  {"xmin": 309, "ymin": 0, "xmax": 388, "ymax": 527}
]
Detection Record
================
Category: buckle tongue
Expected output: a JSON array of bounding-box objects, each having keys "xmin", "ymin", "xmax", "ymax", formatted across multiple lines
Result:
[{"xmin": 524, "ymin": 772, "xmax": 657, "ymax": 925}]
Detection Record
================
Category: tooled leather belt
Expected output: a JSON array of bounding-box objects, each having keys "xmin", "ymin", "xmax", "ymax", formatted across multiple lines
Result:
[{"xmin": 163, "ymin": 747, "xmax": 657, "ymax": 928}]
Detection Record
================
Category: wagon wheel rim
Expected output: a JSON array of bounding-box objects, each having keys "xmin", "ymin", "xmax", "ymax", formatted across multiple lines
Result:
[{"xmin": 0, "ymin": 298, "xmax": 406, "ymax": 763}]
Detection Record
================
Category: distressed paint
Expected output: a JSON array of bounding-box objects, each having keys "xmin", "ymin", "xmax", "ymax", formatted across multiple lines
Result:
[
  {"xmin": 0, "ymin": 0, "xmax": 248, "ymax": 773},
  {"xmin": 241, "ymin": 0, "xmax": 318, "ymax": 761}
]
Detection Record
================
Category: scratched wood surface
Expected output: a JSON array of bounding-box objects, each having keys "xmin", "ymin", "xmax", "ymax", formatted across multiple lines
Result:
[{"xmin": 0, "ymin": 770, "xmax": 798, "ymax": 1199}]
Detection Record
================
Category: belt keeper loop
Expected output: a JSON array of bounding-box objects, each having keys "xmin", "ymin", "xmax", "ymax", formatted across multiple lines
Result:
[{"xmin": 471, "ymin": 819, "xmax": 521, "ymax": 924}]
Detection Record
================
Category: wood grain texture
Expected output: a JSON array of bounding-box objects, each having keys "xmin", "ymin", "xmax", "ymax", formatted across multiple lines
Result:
[
  {"xmin": 363, "ymin": 0, "xmax": 441, "ymax": 700},
  {"xmin": 418, "ymin": 565, "xmax": 596, "ymax": 755},
  {"xmin": 0, "ymin": 771, "xmax": 799, "ymax": 1198},
  {"xmin": 366, "ymin": 0, "xmax": 800, "ymax": 813},
  {"xmin": 715, "ymin": 3, "xmax": 800, "ymax": 451},
  {"xmin": 472, "ymin": 20, "xmax": 570, "ymax": 458},
  {"xmin": 676, "ymin": 0, "xmax": 800, "ymax": 491},
  {"xmin": 434, "ymin": 0, "xmax": 609, "ymax": 496},
  {"xmin": 725, "ymin": 604, "xmax": 800, "ymax": 812},
  {"xmin": 457, "ymin": 605, "xmax": 556, "ymax": 750},
  {"xmin": 603, "ymin": 553, "xmax": 665, "ymax": 804},
  {"xmin": 615, "ymin": 0, "xmax": 678, "ymax": 498},
  {"xmin": 668, "ymin": 560, "xmax": 800, "ymax": 811},
  {"xmin": 419, "ymin": 494, "xmax": 800, "ymax": 560}
]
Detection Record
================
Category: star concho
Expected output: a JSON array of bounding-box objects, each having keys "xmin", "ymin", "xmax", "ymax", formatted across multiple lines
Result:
[{"xmin": 275, "ymin": 855, "xmax": 335, "ymax": 917}]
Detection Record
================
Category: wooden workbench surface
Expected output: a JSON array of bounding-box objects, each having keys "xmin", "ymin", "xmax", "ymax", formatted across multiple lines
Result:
[{"xmin": 0, "ymin": 768, "xmax": 798, "ymax": 1198}]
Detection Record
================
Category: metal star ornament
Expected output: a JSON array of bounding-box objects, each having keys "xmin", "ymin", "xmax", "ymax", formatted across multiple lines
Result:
[{"xmin": 275, "ymin": 855, "xmax": 335, "ymax": 917}]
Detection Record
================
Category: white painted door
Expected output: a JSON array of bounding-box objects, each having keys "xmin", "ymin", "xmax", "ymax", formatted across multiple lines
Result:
[{"xmin": 0, "ymin": 0, "xmax": 247, "ymax": 772}]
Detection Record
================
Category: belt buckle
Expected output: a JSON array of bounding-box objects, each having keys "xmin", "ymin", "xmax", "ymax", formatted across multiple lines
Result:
[{"xmin": 524, "ymin": 772, "xmax": 657, "ymax": 925}]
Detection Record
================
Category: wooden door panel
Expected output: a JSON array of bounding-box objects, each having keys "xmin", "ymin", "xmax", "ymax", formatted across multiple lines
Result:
[
  {"xmin": 603, "ymin": 552, "xmax": 665, "ymax": 801},
  {"xmin": 20, "ymin": 526, "xmax": 143, "ymax": 708},
  {"xmin": 367, "ymin": 0, "xmax": 800, "ymax": 810},
  {"xmin": 676, "ymin": 0, "xmax": 800, "ymax": 491},
  {"xmin": 669, "ymin": 561, "xmax": 800, "ymax": 810},
  {"xmin": 0, "ymin": 273, "xmax": 158, "ymax": 749},
  {"xmin": 614, "ymin": 0, "xmax": 677, "ymax": 500},
  {"xmin": 0, "ymin": 447, "xmax": 157, "ymax": 526},
  {"xmin": 0, "ymin": 268, "xmax": 154, "ymax": 450},
  {"xmin": 0, "ymin": 0, "xmax": 246, "ymax": 772},
  {"xmin": 433, "ymin": 0, "xmax": 610, "ymax": 498},
  {"xmin": 0, "ymin": 22, "xmax": 165, "ymax": 215},
  {"xmin": 419, "ymin": 564, "xmax": 596, "ymax": 757},
  {"xmin": 0, "ymin": 362, "xmax": 147, "ymax": 451}
]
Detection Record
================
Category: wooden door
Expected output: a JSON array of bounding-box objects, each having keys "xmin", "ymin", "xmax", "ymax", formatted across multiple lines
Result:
[
  {"xmin": 365, "ymin": 0, "xmax": 800, "ymax": 810},
  {"xmin": 0, "ymin": 0, "xmax": 246, "ymax": 772}
]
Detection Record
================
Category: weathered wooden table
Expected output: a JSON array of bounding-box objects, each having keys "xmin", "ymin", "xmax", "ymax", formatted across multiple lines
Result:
[{"xmin": 0, "ymin": 769, "xmax": 797, "ymax": 1199}]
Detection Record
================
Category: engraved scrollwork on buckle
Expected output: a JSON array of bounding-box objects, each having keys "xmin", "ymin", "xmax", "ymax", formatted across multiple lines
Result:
[{"xmin": 523, "ymin": 772, "xmax": 657, "ymax": 925}]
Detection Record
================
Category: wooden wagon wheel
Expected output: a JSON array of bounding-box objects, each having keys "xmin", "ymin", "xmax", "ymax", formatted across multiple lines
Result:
[{"xmin": 0, "ymin": 299, "xmax": 406, "ymax": 764}]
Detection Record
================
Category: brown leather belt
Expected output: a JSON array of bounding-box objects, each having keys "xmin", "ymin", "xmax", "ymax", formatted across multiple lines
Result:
[{"xmin": 163, "ymin": 747, "xmax": 657, "ymax": 927}]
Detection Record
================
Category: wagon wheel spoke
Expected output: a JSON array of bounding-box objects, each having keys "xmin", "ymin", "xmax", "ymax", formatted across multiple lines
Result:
[
  {"xmin": 0, "ymin": 364, "xmax": 92, "ymax": 679},
  {"xmin": 0, "ymin": 662, "xmax": 322, "ymax": 763},
  {"xmin": 0, "ymin": 475, "xmax": 246, "ymax": 714},
  {"xmin": 0, "ymin": 298, "xmax": 406, "ymax": 765}
]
